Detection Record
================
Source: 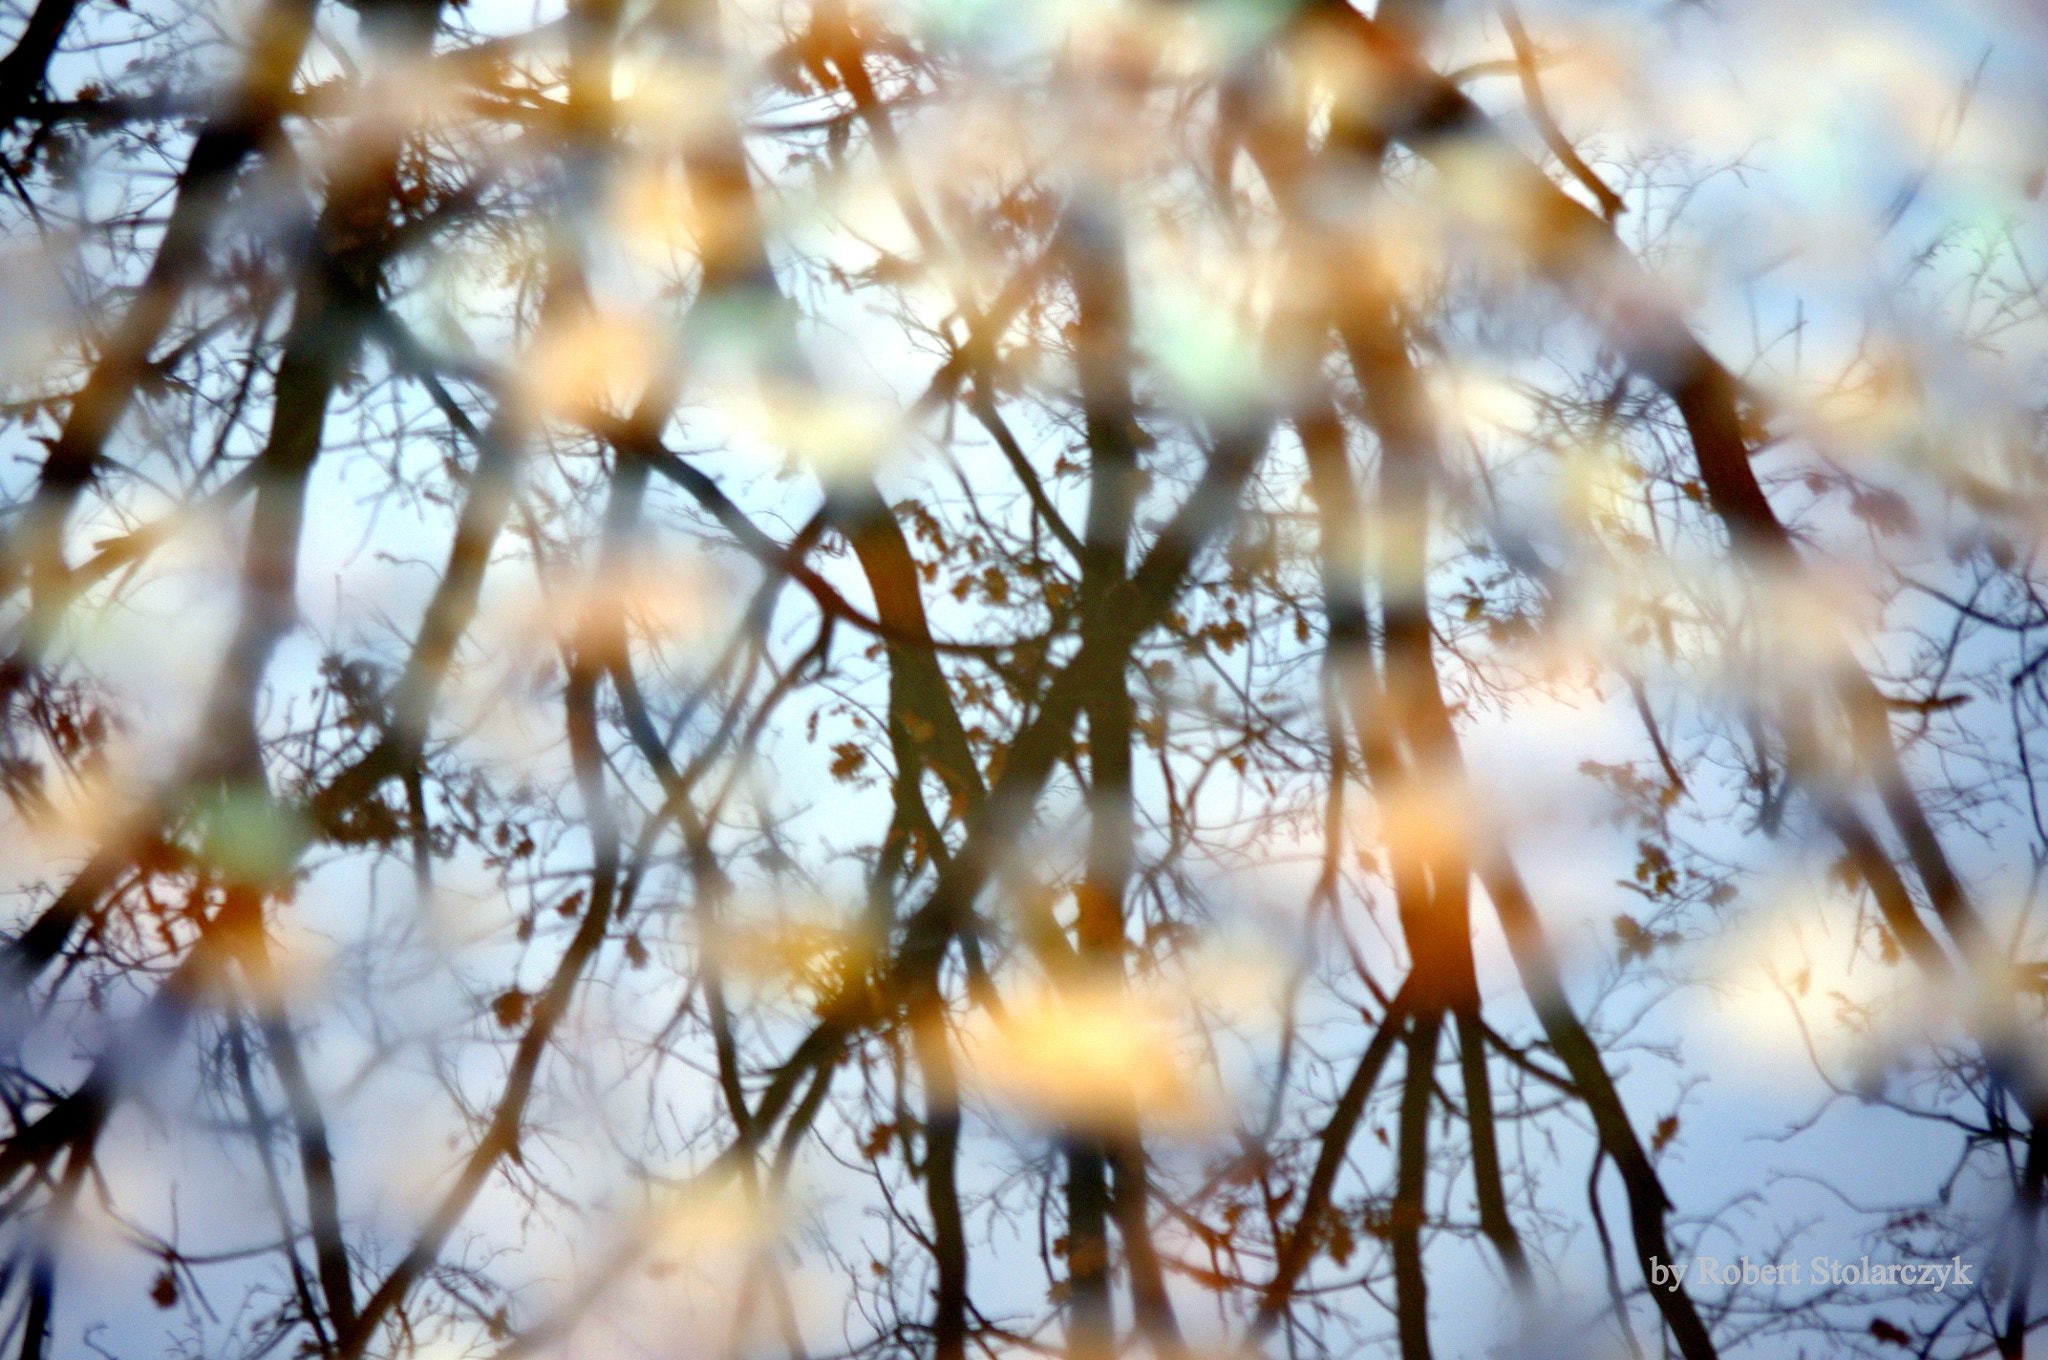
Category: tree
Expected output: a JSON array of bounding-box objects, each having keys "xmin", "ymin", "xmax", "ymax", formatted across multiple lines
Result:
[{"xmin": 0, "ymin": 0, "xmax": 2043, "ymax": 1356}]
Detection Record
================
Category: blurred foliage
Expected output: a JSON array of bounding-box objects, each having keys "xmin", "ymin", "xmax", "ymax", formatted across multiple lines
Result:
[{"xmin": 0, "ymin": 0, "xmax": 2045, "ymax": 1358}]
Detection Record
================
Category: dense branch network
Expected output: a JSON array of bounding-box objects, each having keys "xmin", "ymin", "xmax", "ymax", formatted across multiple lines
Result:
[{"xmin": 0, "ymin": 0, "xmax": 2042, "ymax": 1359}]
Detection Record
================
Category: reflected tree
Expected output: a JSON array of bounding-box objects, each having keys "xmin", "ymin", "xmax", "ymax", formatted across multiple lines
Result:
[{"xmin": 0, "ymin": 0, "xmax": 2044, "ymax": 1358}]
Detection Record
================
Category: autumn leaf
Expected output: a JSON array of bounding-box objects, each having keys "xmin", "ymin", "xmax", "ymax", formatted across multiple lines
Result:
[{"xmin": 492, "ymin": 989, "xmax": 530, "ymax": 1029}]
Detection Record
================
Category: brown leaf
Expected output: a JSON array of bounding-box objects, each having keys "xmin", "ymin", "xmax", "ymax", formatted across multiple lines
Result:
[
  {"xmin": 1327, "ymin": 1218, "xmax": 1355, "ymax": 1267},
  {"xmin": 830, "ymin": 742, "xmax": 868, "ymax": 782},
  {"xmin": 1850, "ymin": 489, "xmax": 1917, "ymax": 537},
  {"xmin": 492, "ymin": 989, "xmax": 530, "ymax": 1028}
]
